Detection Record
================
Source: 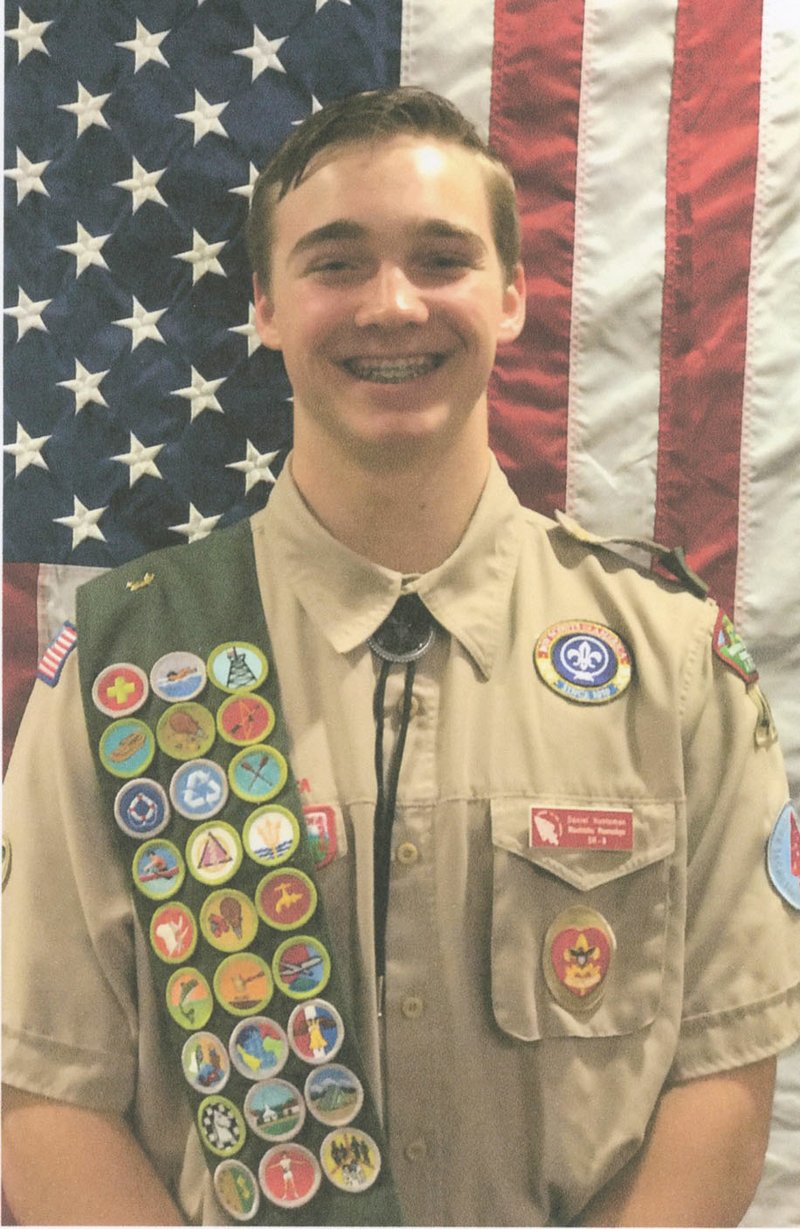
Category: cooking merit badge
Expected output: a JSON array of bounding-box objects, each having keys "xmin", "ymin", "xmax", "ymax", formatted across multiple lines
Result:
[{"xmin": 534, "ymin": 620, "xmax": 632, "ymax": 704}]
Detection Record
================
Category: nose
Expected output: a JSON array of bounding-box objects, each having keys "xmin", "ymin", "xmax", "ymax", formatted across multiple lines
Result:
[{"xmin": 353, "ymin": 263, "xmax": 429, "ymax": 328}]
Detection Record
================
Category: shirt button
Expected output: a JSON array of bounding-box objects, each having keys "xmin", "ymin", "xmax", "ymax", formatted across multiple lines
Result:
[
  {"xmin": 396, "ymin": 841, "xmax": 419, "ymax": 866},
  {"xmin": 404, "ymin": 1138, "xmax": 427, "ymax": 1163},
  {"xmin": 401, "ymin": 995, "xmax": 424, "ymax": 1019}
]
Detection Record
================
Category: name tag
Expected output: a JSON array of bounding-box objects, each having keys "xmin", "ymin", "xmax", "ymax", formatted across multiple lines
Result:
[{"xmin": 530, "ymin": 806, "xmax": 634, "ymax": 851}]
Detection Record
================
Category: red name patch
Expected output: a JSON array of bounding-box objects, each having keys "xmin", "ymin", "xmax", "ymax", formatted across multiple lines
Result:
[{"xmin": 530, "ymin": 806, "xmax": 633, "ymax": 851}]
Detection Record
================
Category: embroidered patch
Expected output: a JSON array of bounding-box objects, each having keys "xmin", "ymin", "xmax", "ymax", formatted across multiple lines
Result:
[
  {"xmin": 243, "ymin": 806, "xmax": 301, "ymax": 869},
  {"xmin": 182, "ymin": 1031, "xmax": 231, "ymax": 1095},
  {"xmin": 36, "ymin": 621, "xmax": 77, "ymax": 687},
  {"xmin": 530, "ymin": 806, "xmax": 634, "ymax": 851},
  {"xmin": 534, "ymin": 621, "xmax": 632, "ymax": 704},
  {"xmin": 217, "ymin": 693, "xmax": 275, "ymax": 746},
  {"xmin": 244, "ymin": 1078, "xmax": 305, "ymax": 1143},
  {"xmin": 259, "ymin": 1143, "xmax": 321, "ymax": 1209},
  {"xmin": 767, "ymin": 802, "xmax": 800, "ymax": 911},
  {"xmin": 543, "ymin": 906, "xmax": 616, "ymax": 1013},
  {"xmin": 150, "ymin": 651, "xmax": 207, "ymax": 703},
  {"xmin": 199, "ymin": 889, "xmax": 259, "ymax": 953},
  {"xmin": 213, "ymin": 952, "xmax": 273, "ymax": 1017},
  {"xmin": 273, "ymin": 936, "xmax": 331, "ymax": 1000},
  {"xmin": 303, "ymin": 805, "xmax": 338, "ymax": 869},
  {"xmin": 320, "ymin": 1127, "xmax": 381, "ymax": 1193},
  {"xmin": 197, "ymin": 1095, "xmax": 246, "ymax": 1158},
  {"xmin": 132, "ymin": 839, "xmax": 185, "ymax": 900},
  {"xmin": 92, "ymin": 662, "xmax": 148, "ymax": 717},
  {"xmin": 256, "ymin": 869, "xmax": 318, "ymax": 931},
  {"xmin": 287, "ymin": 999, "xmax": 345, "ymax": 1066},
  {"xmin": 228, "ymin": 1017, "xmax": 289, "ymax": 1081},
  {"xmin": 228, "ymin": 745, "xmax": 288, "ymax": 804},
  {"xmin": 713, "ymin": 610, "xmax": 758, "ymax": 684},
  {"xmin": 214, "ymin": 1159, "xmax": 260, "ymax": 1223},
  {"xmin": 305, "ymin": 1064, "xmax": 364, "ymax": 1127},
  {"xmin": 150, "ymin": 902, "xmax": 198, "ymax": 964},
  {"xmin": 166, "ymin": 967, "xmax": 213, "ymax": 1030},
  {"xmin": 208, "ymin": 642, "xmax": 269, "ymax": 694}
]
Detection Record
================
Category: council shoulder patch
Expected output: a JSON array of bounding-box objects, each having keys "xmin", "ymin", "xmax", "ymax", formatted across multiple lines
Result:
[
  {"xmin": 713, "ymin": 610, "xmax": 759, "ymax": 684},
  {"xmin": 37, "ymin": 621, "xmax": 77, "ymax": 687}
]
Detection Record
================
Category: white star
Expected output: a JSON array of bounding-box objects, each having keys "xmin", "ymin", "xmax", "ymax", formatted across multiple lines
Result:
[
  {"xmin": 172, "ymin": 368, "xmax": 225, "ymax": 420},
  {"xmin": 113, "ymin": 297, "xmax": 167, "ymax": 349},
  {"xmin": 114, "ymin": 157, "xmax": 167, "ymax": 212},
  {"xmin": 315, "ymin": 0, "xmax": 351, "ymax": 10},
  {"xmin": 170, "ymin": 503, "xmax": 222, "ymax": 543},
  {"xmin": 116, "ymin": 20, "xmax": 170, "ymax": 72},
  {"xmin": 54, "ymin": 497, "xmax": 108, "ymax": 550},
  {"xmin": 4, "ymin": 287, "xmax": 51, "ymax": 340},
  {"xmin": 112, "ymin": 432, "xmax": 164, "ymax": 487},
  {"xmin": 57, "ymin": 360, "xmax": 109, "ymax": 413},
  {"xmin": 3, "ymin": 421, "xmax": 51, "ymax": 476},
  {"xmin": 229, "ymin": 303, "xmax": 263, "ymax": 357},
  {"xmin": 58, "ymin": 83, "xmax": 111, "ymax": 137},
  {"xmin": 58, "ymin": 222, "xmax": 111, "ymax": 276},
  {"xmin": 4, "ymin": 148, "xmax": 50, "ymax": 204},
  {"xmin": 226, "ymin": 442, "xmax": 279, "ymax": 493},
  {"xmin": 234, "ymin": 28, "xmax": 287, "ymax": 81},
  {"xmin": 229, "ymin": 163, "xmax": 259, "ymax": 202},
  {"xmin": 176, "ymin": 90, "xmax": 228, "ymax": 144},
  {"xmin": 174, "ymin": 230, "xmax": 226, "ymax": 283},
  {"xmin": 292, "ymin": 95, "xmax": 324, "ymax": 126},
  {"xmin": 6, "ymin": 11, "xmax": 52, "ymax": 61}
]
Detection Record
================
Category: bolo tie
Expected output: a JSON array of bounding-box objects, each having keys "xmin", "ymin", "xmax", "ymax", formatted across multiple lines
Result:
[{"xmin": 367, "ymin": 593, "xmax": 435, "ymax": 1007}]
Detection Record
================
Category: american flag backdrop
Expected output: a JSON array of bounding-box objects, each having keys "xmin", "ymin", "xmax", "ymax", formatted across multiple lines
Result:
[{"xmin": 3, "ymin": 1, "xmax": 799, "ymax": 1221}]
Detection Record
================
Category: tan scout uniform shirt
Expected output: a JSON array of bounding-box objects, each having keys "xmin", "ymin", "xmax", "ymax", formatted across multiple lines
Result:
[{"xmin": 4, "ymin": 457, "xmax": 800, "ymax": 1226}]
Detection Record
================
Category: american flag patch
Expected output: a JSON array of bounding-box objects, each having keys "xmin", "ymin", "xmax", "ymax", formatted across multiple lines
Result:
[{"xmin": 37, "ymin": 622, "xmax": 78, "ymax": 687}]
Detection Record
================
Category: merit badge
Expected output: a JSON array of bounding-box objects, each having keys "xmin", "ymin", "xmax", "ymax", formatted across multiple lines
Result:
[
  {"xmin": 530, "ymin": 806, "xmax": 634, "ymax": 852},
  {"xmin": 214, "ymin": 1159, "xmax": 260, "ymax": 1223},
  {"xmin": 37, "ymin": 621, "xmax": 77, "ymax": 687},
  {"xmin": 100, "ymin": 719, "xmax": 155, "ymax": 779},
  {"xmin": 303, "ymin": 805, "xmax": 339, "ymax": 870},
  {"xmin": 243, "ymin": 806, "xmax": 300, "ymax": 868},
  {"xmin": 132, "ymin": 839, "xmax": 185, "ymax": 899},
  {"xmin": 208, "ymin": 642, "xmax": 269, "ymax": 694},
  {"xmin": 259, "ymin": 1143, "xmax": 321, "ymax": 1209},
  {"xmin": 767, "ymin": 802, "xmax": 800, "ymax": 911},
  {"xmin": 92, "ymin": 663, "xmax": 149, "ymax": 717},
  {"xmin": 534, "ymin": 621, "xmax": 632, "ymax": 704},
  {"xmin": 713, "ymin": 610, "xmax": 759, "ymax": 684},
  {"xmin": 114, "ymin": 778, "xmax": 170, "ymax": 839},
  {"xmin": 229, "ymin": 746, "xmax": 288, "ymax": 804},
  {"xmin": 229, "ymin": 1017, "xmax": 289, "ymax": 1081},
  {"xmin": 273, "ymin": 937, "xmax": 331, "ymax": 1001},
  {"xmin": 156, "ymin": 702, "xmax": 216, "ymax": 761},
  {"xmin": 214, "ymin": 952, "xmax": 273, "ymax": 1016},
  {"xmin": 256, "ymin": 869, "xmax": 317, "ymax": 931},
  {"xmin": 170, "ymin": 759, "xmax": 228, "ymax": 821},
  {"xmin": 320, "ymin": 1127, "xmax": 381, "ymax": 1193},
  {"xmin": 150, "ymin": 651, "xmax": 207, "ymax": 703},
  {"xmin": 197, "ymin": 1095, "xmax": 246, "ymax": 1158},
  {"xmin": 287, "ymin": 999, "xmax": 344, "ymax": 1065},
  {"xmin": 244, "ymin": 1078, "xmax": 305, "ymax": 1142},
  {"xmin": 150, "ymin": 901, "xmax": 198, "ymax": 964},
  {"xmin": 543, "ymin": 906, "xmax": 616, "ymax": 1013},
  {"xmin": 186, "ymin": 822, "xmax": 243, "ymax": 887},
  {"xmin": 305, "ymin": 1064, "xmax": 364, "ymax": 1127},
  {"xmin": 200, "ymin": 889, "xmax": 259, "ymax": 953},
  {"xmin": 182, "ymin": 1031, "xmax": 231, "ymax": 1094},
  {"xmin": 217, "ymin": 694, "xmax": 276, "ymax": 747},
  {"xmin": 166, "ymin": 967, "xmax": 214, "ymax": 1030}
]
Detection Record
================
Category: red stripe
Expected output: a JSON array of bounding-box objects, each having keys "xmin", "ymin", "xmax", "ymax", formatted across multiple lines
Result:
[
  {"xmin": 655, "ymin": 0, "xmax": 762, "ymax": 612},
  {"xmin": 3, "ymin": 563, "xmax": 40, "ymax": 777},
  {"xmin": 487, "ymin": 0, "xmax": 585, "ymax": 516}
]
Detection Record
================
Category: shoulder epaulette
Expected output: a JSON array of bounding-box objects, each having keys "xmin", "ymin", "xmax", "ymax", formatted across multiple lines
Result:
[{"xmin": 554, "ymin": 511, "xmax": 710, "ymax": 600}]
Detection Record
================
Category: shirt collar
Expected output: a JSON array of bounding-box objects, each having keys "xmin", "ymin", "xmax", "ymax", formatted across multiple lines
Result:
[{"xmin": 260, "ymin": 453, "xmax": 524, "ymax": 679}]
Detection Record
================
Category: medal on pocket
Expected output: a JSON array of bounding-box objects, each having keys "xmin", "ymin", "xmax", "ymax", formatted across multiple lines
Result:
[{"xmin": 543, "ymin": 906, "xmax": 616, "ymax": 1013}]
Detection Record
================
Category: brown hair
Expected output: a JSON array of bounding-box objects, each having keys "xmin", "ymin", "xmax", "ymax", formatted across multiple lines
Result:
[{"xmin": 246, "ymin": 87, "xmax": 521, "ymax": 288}]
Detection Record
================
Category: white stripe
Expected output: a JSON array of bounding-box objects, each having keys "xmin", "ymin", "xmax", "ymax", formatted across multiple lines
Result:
[
  {"xmin": 736, "ymin": 0, "xmax": 800, "ymax": 800},
  {"xmin": 399, "ymin": 0, "xmax": 495, "ymax": 139},
  {"xmin": 566, "ymin": 0, "xmax": 677, "ymax": 538}
]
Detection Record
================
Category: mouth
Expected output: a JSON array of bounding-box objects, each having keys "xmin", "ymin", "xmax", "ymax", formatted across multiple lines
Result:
[{"xmin": 340, "ymin": 354, "xmax": 446, "ymax": 384}]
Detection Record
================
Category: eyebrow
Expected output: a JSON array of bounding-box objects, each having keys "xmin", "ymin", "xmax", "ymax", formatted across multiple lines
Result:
[{"xmin": 288, "ymin": 218, "xmax": 488, "ymax": 262}]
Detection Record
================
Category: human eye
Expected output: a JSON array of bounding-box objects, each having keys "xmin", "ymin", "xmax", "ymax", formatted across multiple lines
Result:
[{"xmin": 415, "ymin": 247, "xmax": 480, "ymax": 279}]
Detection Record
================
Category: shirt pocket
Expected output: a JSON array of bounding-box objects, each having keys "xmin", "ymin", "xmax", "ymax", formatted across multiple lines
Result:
[{"xmin": 490, "ymin": 797, "xmax": 677, "ymax": 1041}]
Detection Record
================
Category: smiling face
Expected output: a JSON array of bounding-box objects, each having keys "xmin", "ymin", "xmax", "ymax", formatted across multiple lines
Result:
[{"xmin": 253, "ymin": 136, "xmax": 525, "ymax": 472}]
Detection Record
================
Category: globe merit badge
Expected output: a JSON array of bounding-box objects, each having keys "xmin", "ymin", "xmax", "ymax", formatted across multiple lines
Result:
[{"xmin": 534, "ymin": 620, "xmax": 632, "ymax": 704}]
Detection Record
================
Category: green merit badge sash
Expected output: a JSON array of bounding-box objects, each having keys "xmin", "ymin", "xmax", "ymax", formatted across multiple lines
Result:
[{"xmin": 76, "ymin": 518, "xmax": 402, "ymax": 1226}]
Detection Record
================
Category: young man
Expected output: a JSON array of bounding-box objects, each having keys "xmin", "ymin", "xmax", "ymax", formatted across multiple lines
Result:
[{"xmin": 3, "ymin": 88, "xmax": 799, "ymax": 1226}]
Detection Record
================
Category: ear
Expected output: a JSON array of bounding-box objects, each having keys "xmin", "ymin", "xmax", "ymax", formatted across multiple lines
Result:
[
  {"xmin": 252, "ymin": 272, "xmax": 283, "ymax": 351},
  {"xmin": 497, "ymin": 262, "xmax": 526, "ymax": 345}
]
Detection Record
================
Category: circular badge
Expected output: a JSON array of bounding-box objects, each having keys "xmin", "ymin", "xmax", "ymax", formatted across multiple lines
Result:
[
  {"xmin": 287, "ymin": 999, "xmax": 344, "ymax": 1065},
  {"xmin": 256, "ymin": 869, "xmax": 317, "ymax": 931},
  {"xmin": 156, "ymin": 702, "xmax": 216, "ymax": 761},
  {"xmin": 208, "ymin": 642, "xmax": 269, "ymax": 694},
  {"xmin": 214, "ymin": 1159, "xmax": 260, "ymax": 1222},
  {"xmin": 305, "ymin": 1064, "xmax": 363, "ymax": 1127},
  {"xmin": 243, "ymin": 806, "xmax": 300, "ymax": 868},
  {"xmin": 229, "ymin": 745, "xmax": 288, "ymax": 804},
  {"xmin": 320, "ymin": 1127, "xmax": 381, "ymax": 1193},
  {"xmin": 259, "ymin": 1144, "xmax": 321, "ymax": 1209},
  {"xmin": 197, "ymin": 1095, "xmax": 246, "ymax": 1158},
  {"xmin": 218, "ymin": 693, "xmax": 276, "ymax": 747},
  {"xmin": 132, "ymin": 839, "xmax": 185, "ymax": 899},
  {"xmin": 166, "ymin": 967, "xmax": 214, "ymax": 1030},
  {"xmin": 170, "ymin": 758, "xmax": 228, "ymax": 821},
  {"xmin": 100, "ymin": 719, "xmax": 155, "ymax": 779},
  {"xmin": 244, "ymin": 1079, "xmax": 305, "ymax": 1142},
  {"xmin": 92, "ymin": 663, "xmax": 148, "ymax": 717},
  {"xmin": 767, "ymin": 802, "xmax": 800, "ymax": 910},
  {"xmin": 150, "ymin": 651, "xmax": 207, "ymax": 703},
  {"xmin": 214, "ymin": 952, "xmax": 273, "ymax": 1016},
  {"xmin": 150, "ymin": 901, "xmax": 198, "ymax": 964},
  {"xmin": 273, "ymin": 936, "xmax": 331, "ymax": 1001},
  {"xmin": 229, "ymin": 1017, "xmax": 289, "ymax": 1081},
  {"xmin": 186, "ymin": 822, "xmax": 243, "ymax": 886},
  {"xmin": 114, "ymin": 778, "xmax": 170, "ymax": 839},
  {"xmin": 200, "ymin": 890, "xmax": 259, "ymax": 953},
  {"xmin": 543, "ymin": 906, "xmax": 616, "ymax": 1013},
  {"xmin": 182, "ymin": 1031, "xmax": 231, "ymax": 1094},
  {"xmin": 534, "ymin": 621, "xmax": 632, "ymax": 704}
]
